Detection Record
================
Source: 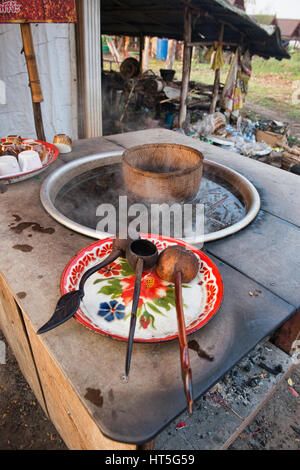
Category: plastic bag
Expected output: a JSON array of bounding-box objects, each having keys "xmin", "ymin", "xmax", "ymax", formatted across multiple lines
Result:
[
  {"xmin": 190, "ymin": 112, "xmax": 226, "ymax": 137},
  {"xmin": 234, "ymin": 137, "xmax": 271, "ymax": 157},
  {"xmin": 190, "ymin": 114, "xmax": 215, "ymax": 136}
]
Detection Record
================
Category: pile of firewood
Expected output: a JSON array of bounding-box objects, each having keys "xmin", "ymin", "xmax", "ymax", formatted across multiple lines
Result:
[{"xmin": 279, "ymin": 142, "xmax": 300, "ymax": 170}]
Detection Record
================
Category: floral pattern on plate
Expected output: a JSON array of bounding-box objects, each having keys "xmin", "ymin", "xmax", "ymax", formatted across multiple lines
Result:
[{"xmin": 61, "ymin": 235, "xmax": 223, "ymax": 342}]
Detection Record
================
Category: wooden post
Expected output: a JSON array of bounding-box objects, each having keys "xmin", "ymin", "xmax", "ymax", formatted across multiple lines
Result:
[
  {"xmin": 139, "ymin": 35, "xmax": 144, "ymax": 69},
  {"xmin": 137, "ymin": 439, "xmax": 155, "ymax": 450},
  {"xmin": 178, "ymin": 6, "xmax": 192, "ymax": 128},
  {"xmin": 106, "ymin": 36, "xmax": 121, "ymax": 65},
  {"xmin": 209, "ymin": 23, "xmax": 224, "ymax": 114},
  {"xmin": 20, "ymin": 23, "xmax": 46, "ymax": 141},
  {"xmin": 272, "ymin": 310, "xmax": 300, "ymax": 356},
  {"xmin": 166, "ymin": 39, "xmax": 176, "ymax": 70},
  {"xmin": 142, "ymin": 36, "xmax": 150, "ymax": 71}
]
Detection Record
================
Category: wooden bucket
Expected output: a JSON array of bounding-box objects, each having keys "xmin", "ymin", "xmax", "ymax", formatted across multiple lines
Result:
[{"xmin": 122, "ymin": 143, "xmax": 204, "ymax": 202}]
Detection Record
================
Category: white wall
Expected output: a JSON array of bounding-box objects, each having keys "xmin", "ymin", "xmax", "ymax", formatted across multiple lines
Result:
[{"xmin": 0, "ymin": 23, "xmax": 78, "ymax": 142}]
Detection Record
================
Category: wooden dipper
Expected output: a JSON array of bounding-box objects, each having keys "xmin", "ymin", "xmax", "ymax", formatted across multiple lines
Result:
[
  {"xmin": 37, "ymin": 235, "xmax": 135, "ymax": 335},
  {"xmin": 156, "ymin": 245, "xmax": 199, "ymax": 414}
]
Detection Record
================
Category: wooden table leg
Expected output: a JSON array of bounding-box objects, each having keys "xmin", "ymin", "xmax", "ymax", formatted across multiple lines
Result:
[
  {"xmin": 272, "ymin": 310, "xmax": 300, "ymax": 356},
  {"xmin": 137, "ymin": 439, "xmax": 155, "ymax": 450}
]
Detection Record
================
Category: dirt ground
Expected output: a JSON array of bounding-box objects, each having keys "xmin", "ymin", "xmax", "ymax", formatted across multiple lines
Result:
[
  {"xmin": 0, "ymin": 329, "xmax": 66, "ymax": 450},
  {"xmin": 0, "ymin": 328, "xmax": 299, "ymax": 450}
]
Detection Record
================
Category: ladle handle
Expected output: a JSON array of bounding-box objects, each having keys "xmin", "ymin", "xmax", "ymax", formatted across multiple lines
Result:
[
  {"xmin": 175, "ymin": 270, "xmax": 193, "ymax": 414},
  {"xmin": 125, "ymin": 257, "xmax": 144, "ymax": 377},
  {"xmin": 79, "ymin": 249, "xmax": 121, "ymax": 292}
]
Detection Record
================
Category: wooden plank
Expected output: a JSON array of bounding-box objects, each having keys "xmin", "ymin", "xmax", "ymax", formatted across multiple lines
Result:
[
  {"xmin": 139, "ymin": 34, "xmax": 144, "ymax": 68},
  {"xmin": 206, "ymin": 211, "xmax": 300, "ymax": 309},
  {"xmin": 209, "ymin": 24, "xmax": 224, "ymax": 114},
  {"xmin": 22, "ymin": 314, "xmax": 136, "ymax": 450},
  {"xmin": 142, "ymin": 36, "xmax": 150, "ymax": 71},
  {"xmin": 20, "ymin": 24, "xmax": 43, "ymax": 103},
  {"xmin": 179, "ymin": 5, "xmax": 192, "ymax": 128},
  {"xmin": 0, "ymin": 274, "xmax": 47, "ymax": 415},
  {"xmin": 166, "ymin": 39, "xmax": 176, "ymax": 70},
  {"xmin": 20, "ymin": 23, "xmax": 46, "ymax": 141},
  {"xmin": 273, "ymin": 310, "xmax": 300, "ymax": 355},
  {"xmin": 138, "ymin": 439, "xmax": 155, "ymax": 450}
]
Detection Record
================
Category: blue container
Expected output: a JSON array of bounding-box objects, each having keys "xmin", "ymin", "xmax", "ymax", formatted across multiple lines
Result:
[{"xmin": 156, "ymin": 38, "xmax": 168, "ymax": 60}]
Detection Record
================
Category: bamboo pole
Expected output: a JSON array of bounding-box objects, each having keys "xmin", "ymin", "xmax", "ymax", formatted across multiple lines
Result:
[
  {"xmin": 142, "ymin": 36, "xmax": 150, "ymax": 71},
  {"xmin": 209, "ymin": 23, "xmax": 225, "ymax": 114},
  {"xmin": 139, "ymin": 34, "xmax": 145, "ymax": 69},
  {"xmin": 166, "ymin": 39, "xmax": 176, "ymax": 70},
  {"xmin": 178, "ymin": 5, "xmax": 192, "ymax": 128},
  {"xmin": 20, "ymin": 23, "xmax": 45, "ymax": 141}
]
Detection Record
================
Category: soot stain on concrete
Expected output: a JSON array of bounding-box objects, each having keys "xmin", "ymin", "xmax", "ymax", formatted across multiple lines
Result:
[
  {"xmin": 10, "ymin": 221, "xmax": 55, "ymax": 235},
  {"xmin": 13, "ymin": 244, "xmax": 33, "ymax": 253},
  {"xmin": 16, "ymin": 292, "xmax": 27, "ymax": 299},
  {"xmin": 84, "ymin": 388, "xmax": 103, "ymax": 408}
]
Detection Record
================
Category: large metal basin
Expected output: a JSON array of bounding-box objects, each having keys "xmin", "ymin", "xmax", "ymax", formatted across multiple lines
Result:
[{"xmin": 40, "ymin": 150, "xmax": 260, "ymax": 244}]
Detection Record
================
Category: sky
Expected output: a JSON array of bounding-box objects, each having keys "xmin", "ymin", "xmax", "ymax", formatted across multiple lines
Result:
[{"xmin": 246, "ymin": 0, "xmax": 300, "ymax": 19}]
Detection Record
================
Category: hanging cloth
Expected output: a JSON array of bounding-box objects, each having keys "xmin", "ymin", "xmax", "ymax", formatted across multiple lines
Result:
[
  {"xmin": 220, "ymin": 47, "xmax": 239, "ymax": 113},
  {"xmin": 232, "ymin": 49, "xmax": 252, "ymax": 111},
  {"xmin": 204, "ymin": 45, "xmax": 214, "ymax": 62},
  {"xmin": 211, "ymin": 42, "xmax": 224, "ymax": 70}
]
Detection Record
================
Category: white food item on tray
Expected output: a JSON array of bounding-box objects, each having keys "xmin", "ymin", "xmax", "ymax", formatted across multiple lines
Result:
[
  {"xmin": 0, "ymin": 155, "xmax": 21, "ymax": 176},
  {"xmin": 18, "ymin": 150, "xmax": 42, "ymax": 172},
  {"xmin": 22, "ymin": 139, "xmax": 36, "ymax": 145},
  {"xmin": 53, "ymin": 134, "xmax": 72, "ymax": 153}
]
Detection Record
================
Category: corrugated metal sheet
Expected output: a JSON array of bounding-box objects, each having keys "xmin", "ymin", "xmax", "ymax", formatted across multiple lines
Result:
[{"xmin": 101, "ymin": 0, "xmax": 290, "ymax": 60}]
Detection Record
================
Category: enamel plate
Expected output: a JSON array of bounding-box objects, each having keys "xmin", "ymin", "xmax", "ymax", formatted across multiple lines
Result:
[
  {"xmin": 61, "ymin": 235, "xmax": 223, "ymax": 342},
  {"xmin": 0, "ymin": 139, "xmax": 59, "ymax": 183}
]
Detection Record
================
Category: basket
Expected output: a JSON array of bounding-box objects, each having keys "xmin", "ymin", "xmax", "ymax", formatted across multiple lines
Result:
[{"xmin": 122, "ymin": 143, "xmax": 204, "ymax": 202}]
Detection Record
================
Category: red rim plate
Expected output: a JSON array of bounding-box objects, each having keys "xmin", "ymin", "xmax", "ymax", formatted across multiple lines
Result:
[
  {"xmin": 0, "ymin": 138, "xmax": 60, "ymax": 181},
  {"xmin": 60, "ymin": 234, "xmax": 223, "ymax": 342}
]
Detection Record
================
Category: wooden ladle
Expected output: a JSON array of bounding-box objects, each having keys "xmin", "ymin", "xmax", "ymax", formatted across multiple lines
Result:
[
  {"xmin": 37, "ymin": 235, "xmax": 135, "ymax": 334},
  {"xmin": 156, "ymin": 245, "xmax": 199, "ymax": 414},
  {"xmin": 125, "ymin": 239, "xmax": 158, "ymax": 377}
]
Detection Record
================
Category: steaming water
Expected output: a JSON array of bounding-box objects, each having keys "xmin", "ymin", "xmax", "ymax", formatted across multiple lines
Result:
[{"xmin": 54, "ymin": 162, "xmax": 246, "ymax": 238}]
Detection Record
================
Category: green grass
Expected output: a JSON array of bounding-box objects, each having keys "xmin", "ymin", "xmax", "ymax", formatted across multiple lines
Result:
[
  {"xmin": 251, "ymin": 49, "xmax": 300, "ymax": 79},
  {"xmin": 104, "ymin": 50, "xmax": 300, "ymax": 122}
]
